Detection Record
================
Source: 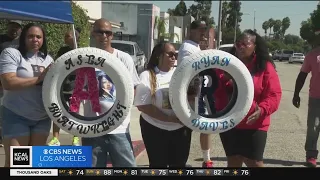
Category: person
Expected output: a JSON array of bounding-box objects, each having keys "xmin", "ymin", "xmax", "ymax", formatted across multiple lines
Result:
[
  {"xmin": 215, "ymin": 30, "xmax": 281, "ymax": 167},
  {"xmin": 47, "ymin": 29, "xmax": 81, "ymax": 146},
  {"xmin": 134, "ymin": 42, "xmax": 192, "ymax": 167},
  {"xmin": 0, "ymin": 20, "xmax": 22, "ymax": 147},
  {"xmin": 292, "ymin": 43, "xmax": 320, "ymax": 167},
  {"xmin": 0, "ymin": 23, "xmax": 53, "ymax": 167},
  {"xmin": 81, "ymin": 18, "xmax": 140, "ymax": 167},
  {"xmin": 0, "ymin": 20, "xmax": 22, "ymax": 52},
  {"xmin": 177, "ymin": 20, "xmax": 214, "ymax": 168}
]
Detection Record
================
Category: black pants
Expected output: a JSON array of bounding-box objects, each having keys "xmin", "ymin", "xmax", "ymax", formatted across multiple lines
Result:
[
  {"xmin": 219, "ymin": 128, "xmax": 267, "ymax": 161},
  {"xmin": 140, "ymin": 115, "xmax": 192, "ymax": 168}
]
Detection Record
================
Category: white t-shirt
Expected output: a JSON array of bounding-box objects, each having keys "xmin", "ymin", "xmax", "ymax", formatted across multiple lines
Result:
[
  {"xmin": 177, "ymin": 40, "xmax": 201, "ymax": 65},
  {"xmin": 134, "ymin": 67, "xmax": 183, "ymax": 131},
  {"xmin": 83, "ymin": 48, "xmax": 140, "ymax": 134}
]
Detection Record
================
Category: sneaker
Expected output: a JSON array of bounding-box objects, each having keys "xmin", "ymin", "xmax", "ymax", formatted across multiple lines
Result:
[
  {"xmin": 48, "ymin": 137, "xmax": 60, "ymax": 146},
  {"xmin": 202, "ymin": 160, "xmax": 214, "ymax": 168},
  {"xmin": 306, "ymin": 158, "xmax": 317, "ymax": 168},
  {"xmin": 72, "ymin": 137, "xmax": 81, "ymax": 146}
]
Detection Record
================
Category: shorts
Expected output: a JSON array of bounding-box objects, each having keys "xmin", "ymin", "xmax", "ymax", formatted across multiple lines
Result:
[
  {"xmin": 1, "ymin": 106, "xmax": 51, "ymax": 138},
  {"xmin": 219, "ymin": 128, "xmax": 267, "ymax": 161}
]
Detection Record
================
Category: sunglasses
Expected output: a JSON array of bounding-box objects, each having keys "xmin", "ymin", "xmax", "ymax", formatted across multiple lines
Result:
[
  {"xmin": 235, "ymin": 41, "xmax": 254, "ymax": 48},
  {"xmin": 166, "ymin": 52, "xmax": 177, "ymax": 58},
  {"xmin": 94, "ymin": 30, "xmax": 113, "ymax": 36}
]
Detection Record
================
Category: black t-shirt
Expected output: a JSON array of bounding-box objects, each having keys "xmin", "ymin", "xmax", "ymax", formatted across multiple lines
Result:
[
  {"xmin": 0, "ymin": 34, "xmax": 15, "ymax": 53},
  {"xmin": 56, "ymin": 46, "xmax": 73, "ymax": 59}
]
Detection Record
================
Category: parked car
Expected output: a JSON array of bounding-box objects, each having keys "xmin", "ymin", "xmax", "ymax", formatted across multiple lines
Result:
[
  {"xmin": 218, "ymin": 44, "xmax": 234, "ymax": 53},
  {"xmin": 289, "ymin": 53, "xmax": 305, "ymax": 64},
  {"xmin": 111, "ymin": 40, "xmax": 146, "ymax": 73},
  {"xmin": 274, "ymin": 49, "xmax": 294, "ymax": 61}
]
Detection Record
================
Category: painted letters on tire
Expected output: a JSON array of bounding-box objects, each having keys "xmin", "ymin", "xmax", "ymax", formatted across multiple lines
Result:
[
  {"xmin": 169, "ymin": 49, "xmax": 254, "ymax": 134},
  {"xmin": 42, "ymin": 47, "xmax": 134, "ymax": 138}
]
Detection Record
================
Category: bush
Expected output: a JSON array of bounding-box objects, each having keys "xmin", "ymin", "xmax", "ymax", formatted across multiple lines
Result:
[{"xmin": 0, "ymin": 2, "xmax": 90, "ymax": 58}]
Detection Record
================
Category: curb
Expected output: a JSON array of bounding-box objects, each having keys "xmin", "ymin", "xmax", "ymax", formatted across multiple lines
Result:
[{"xmin": 107, "ymin": 140, "xmax": 145, "ymax": 167}]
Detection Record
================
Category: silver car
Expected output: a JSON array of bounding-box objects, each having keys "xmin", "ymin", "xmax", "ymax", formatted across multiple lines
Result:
[{"xmin": 289, "ymin": 53, "xmax": 305, "ymax": 64}]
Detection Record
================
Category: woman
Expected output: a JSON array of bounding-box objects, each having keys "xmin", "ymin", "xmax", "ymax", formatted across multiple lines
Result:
[
  {"xmin": 0, "ymin": 23, "xmax": 53, "ymax": 167},
  {"xmin": 215, "ymin": 30, "xmax": 282, "ymax": 167},
  {"xmin": 134, "ymin": 42, "xmax": 192, "ymax": 167}
]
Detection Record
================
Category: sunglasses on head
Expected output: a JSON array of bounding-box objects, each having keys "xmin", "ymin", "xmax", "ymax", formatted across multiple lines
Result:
[{"xmin": 94, "ymin": 30, "xmax": 113, "ymax": 36}]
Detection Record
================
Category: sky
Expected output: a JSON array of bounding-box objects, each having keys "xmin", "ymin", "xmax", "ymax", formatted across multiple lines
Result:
[{"xmin": 124, "ymin": 1, "xmax": 319, "ymax": 37}]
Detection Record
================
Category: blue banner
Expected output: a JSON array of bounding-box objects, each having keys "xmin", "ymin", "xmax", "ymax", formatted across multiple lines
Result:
[{"xmin": 32, "ymin": 146, "xmax": 92, "ymax": 167}]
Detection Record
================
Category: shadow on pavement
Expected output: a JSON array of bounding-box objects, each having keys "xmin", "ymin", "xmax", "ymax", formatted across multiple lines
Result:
[{"xmin": 194, "ymin": 157, "xmax": 320, "ymax": 166}]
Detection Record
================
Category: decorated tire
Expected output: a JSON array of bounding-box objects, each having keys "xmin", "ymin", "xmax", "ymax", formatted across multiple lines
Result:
[
  {"xmin": 169, "ymin": 49, "xmax": 254, "ymax": 134},
  {"xmin": 42, "ymin": 47, "xmax": 134, "ymax": 138}
]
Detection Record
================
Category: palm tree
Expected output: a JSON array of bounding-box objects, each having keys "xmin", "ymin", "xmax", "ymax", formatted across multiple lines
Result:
[
  {"xmin": 268, "ymin": 18, "xmax": 275, "ymax": 38},
  {"xmin": 281, "ymin": 17, "xmax": 290, "ymax": 38},
  {"xmin": 262, "ymin": 21, "xmax": 269, "ymax": 39},
  {"xmin": 273, "ymin": 19, "xmax": 282, "ymax": 40},
  {"xmin": 154, "ymin": 16, "xmax": 179, "ymax": 42}
]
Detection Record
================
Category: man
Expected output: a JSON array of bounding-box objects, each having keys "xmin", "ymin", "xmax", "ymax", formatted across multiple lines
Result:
[
  {"xmin": 177, "ymin": 20, "xmax": 213, "ymax": 168},
  {"xmin": 292, "ymin": 43, "xmax": 320, "ymax": 168},
  {"xmin": 0, "ymin": 20, "xmax": 22, "ymax": 52},
  {"xmin": 48, "ymin": 29, "xmax": 81, "ymax": 146},
  {"xmin": 81, "ymin": 18, "xmax": 140, "ymax": 167},
  {"xmin": 0, "ymin": 20, "xmax": 22, "ymax": 147}
]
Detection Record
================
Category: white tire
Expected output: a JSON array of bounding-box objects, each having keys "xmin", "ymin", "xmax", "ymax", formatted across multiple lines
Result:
[
  {"xmin": 169, "ymin": 49, "xmax": 254, "ymax": 134},
  {"xmin": 43, "ymin": 47, "xmax": 134, "ymax": 138}
]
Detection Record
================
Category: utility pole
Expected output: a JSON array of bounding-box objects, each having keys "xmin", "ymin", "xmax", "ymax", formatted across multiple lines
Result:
[
  {"xmin": 233, "ymin": 11, "xmax": 237, "ymax": 43},
  {"xmin": 253, "ymin": 10, "xmax": 256, "ymax": 31},
  {"xmin": 233, "ymin": 0, "xmax": 240, "ymax": 43},
  {"xmin": 217, "ymin": 0, "xmax": 222, "ymax": 48}
]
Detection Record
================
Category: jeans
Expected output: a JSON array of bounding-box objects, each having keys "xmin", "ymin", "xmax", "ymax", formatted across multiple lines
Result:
[
  {"xmin": 305, "ymin": 97, "xmax": 320, "ymax": 158},
  {"xmin": 82, "ymin": 133, "xmax": 136, "ymax": 167}
]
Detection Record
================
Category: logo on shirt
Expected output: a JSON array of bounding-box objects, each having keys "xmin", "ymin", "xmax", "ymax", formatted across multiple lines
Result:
[{"xmin": 31, "ymin": 65, "xmax": 45, "ymax": 76}]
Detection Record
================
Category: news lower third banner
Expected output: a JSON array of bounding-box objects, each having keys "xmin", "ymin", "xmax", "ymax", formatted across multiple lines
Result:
[{"xmin": 10, "ymin": 146, "xmax": 92, "ymax": 168}]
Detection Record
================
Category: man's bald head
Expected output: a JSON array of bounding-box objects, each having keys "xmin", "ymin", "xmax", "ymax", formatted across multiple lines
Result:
[{"xmin": 93, "ymin": 18, "xmax": 112, "ymax": 30}]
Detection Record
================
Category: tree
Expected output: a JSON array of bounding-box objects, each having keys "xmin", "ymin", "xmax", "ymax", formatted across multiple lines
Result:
[
  {"xmin": 187, "ymin": 0, "xmax": 215, "ymax": 27},
  {"xmin": 300, "ymin": 19, "xmax": 315, "ymax": 45},
  {"xmin": 281, "ymin": 17, "xmax": 290, "ymax": 37},
  {"xmin": 273, "ymin": 19, "xmax": 282, "ymax": 40},
  {"xmin": 154, "ymin": 16, "xmax": 179, "ymax": 42},
  {"xmin": 167, "ymin": 0, "xmax": 187, "ymax": 16},
  {"xmin": 0, "ymin": 2, "xmax": 90, "ymax": 58},
  {"xmin": 220, "ymin": 0, "xmax": 242, "ymax": 44},
  {"xmin": 262, "ymin": 21, "xmax": 269, "ymax": 38},
  {"xmin": 268, "ymin": 18, "xmax": 274, "ymax": 36}
]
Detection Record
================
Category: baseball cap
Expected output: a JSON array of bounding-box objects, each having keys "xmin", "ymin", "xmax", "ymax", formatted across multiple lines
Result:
[
  {"xmin": 190, "ymin": 20, "xmax": 207, "ymax": 30},
  {"xmin": 9, "ymin": 20, "xmax": 22, "ymax": 26}
]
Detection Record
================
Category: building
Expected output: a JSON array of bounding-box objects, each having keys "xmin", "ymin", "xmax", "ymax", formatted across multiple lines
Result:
[
  {"xmin": 169, "ymin": 15, "xmax": 195, "ymax": 42},
  {"xmin": 74, "ymin": 1, "xmax": 121, "ymax": 28},
  {"xmin": 102, "ymin": 2, "xmax": 160, "ymax": 59}
]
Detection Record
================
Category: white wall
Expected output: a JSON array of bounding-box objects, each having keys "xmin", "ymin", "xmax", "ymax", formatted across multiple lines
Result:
[
  {"xmin": 102, "ymin": 3, "xmax": 138, "ymax": 35},
  {"xmin": 75, "ymin": 1, "xmax": 102, "ymax": 20},
  {"xmin": 160, "ymin": 12, "xmax": 169, "ymax": 34}
]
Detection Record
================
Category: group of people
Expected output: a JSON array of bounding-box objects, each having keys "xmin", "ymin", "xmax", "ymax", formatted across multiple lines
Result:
[{"xmin": 0, "ymin": 17, "xmax": 318, "ymax": 168}]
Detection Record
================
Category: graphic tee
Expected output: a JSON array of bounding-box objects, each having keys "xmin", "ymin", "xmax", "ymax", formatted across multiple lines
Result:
[{"xmin": 134, "ymin": 67, "xmax": 183, "ymax": 131}]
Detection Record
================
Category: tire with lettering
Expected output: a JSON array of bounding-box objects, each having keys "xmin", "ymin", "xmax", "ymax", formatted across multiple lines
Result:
[
  {"xmin": 42, "ymin": 47, "xmax": 134, "ymax": 138},
  {"xmin": 169, "ymin": 49, "xmax": 254, "ymax": 134}
]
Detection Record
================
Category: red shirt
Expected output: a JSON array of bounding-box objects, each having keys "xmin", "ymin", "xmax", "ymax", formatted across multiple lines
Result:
[{"xmin": 213, "ymin": 58, "xmax": 282, "ymax": 131}]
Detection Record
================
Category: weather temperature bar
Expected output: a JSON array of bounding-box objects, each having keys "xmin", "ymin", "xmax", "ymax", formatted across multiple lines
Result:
[{"xmin": 58, "ymin": 168, "xmax": 250, "ymax": 176}]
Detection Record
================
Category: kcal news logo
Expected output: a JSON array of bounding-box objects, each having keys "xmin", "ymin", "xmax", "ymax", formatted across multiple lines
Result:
[{"xmin": 10, "ymin": 146, "xmax": 33, "ymax": 167}]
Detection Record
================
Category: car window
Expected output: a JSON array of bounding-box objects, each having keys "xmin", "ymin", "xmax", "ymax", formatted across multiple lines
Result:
[
  {"xmin": 219, "ymin": 47, "xmax": 233, "ymax": 53},
  {"xmin": 283, "ymin": 50, "xmax": 294, "ymax": 54},
  {"xmin": 293, "ymin": 53, "xmax": 304, "ymax": 56},
  {"xmin": 111, "ymin": 43, "xmax": 134, "ymax": 55},
  {"xmin": 134, "ymin": 44, "xmax": 142, "ymax": 54}
]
